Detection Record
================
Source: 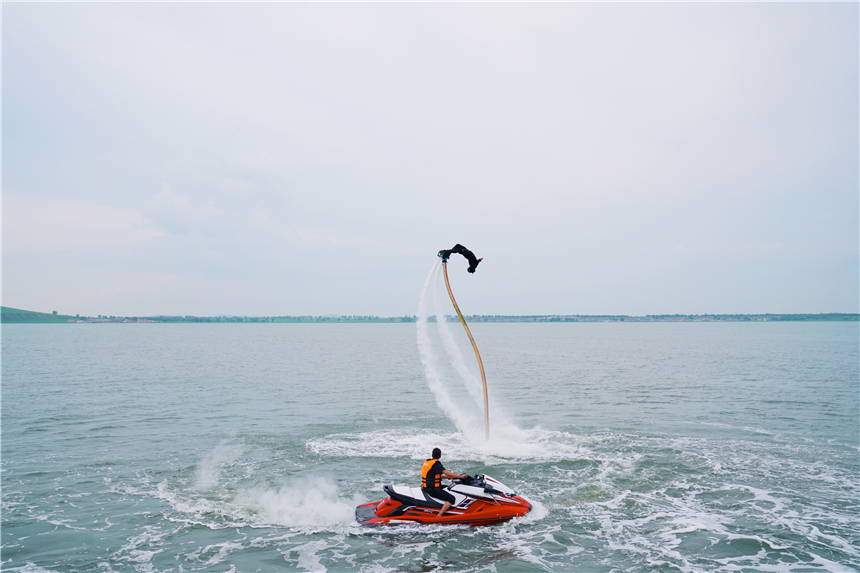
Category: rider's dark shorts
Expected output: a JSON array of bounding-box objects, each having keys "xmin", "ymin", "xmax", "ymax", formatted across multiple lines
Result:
[{"xmin": 422, "ymin": 487, "xmax": 455, "ymax": 504}]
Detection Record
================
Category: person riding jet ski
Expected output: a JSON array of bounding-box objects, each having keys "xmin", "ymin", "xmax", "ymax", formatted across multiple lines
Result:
[
  {"xmin": 421, "ymin": 448, "xmax": 466, "ymax": 517},
  {"xmin": 356, "ymin": 466, "xmax": 532, "ymax": 526}
]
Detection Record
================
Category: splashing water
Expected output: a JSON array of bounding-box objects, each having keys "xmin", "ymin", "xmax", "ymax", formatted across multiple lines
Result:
[
  {"xmin": 232, "ymin": 477, "xmax": 364, "ymax": 528},
  {"xmin": 162, "ymin": 442, "xmax": 366, "ymax": 531},
  {"xmin": 416, "ymin": 260, "xmax": 528, "ymax": 454},
  {"xmin": 416, "ymin": 261, "xmax": 470, "ymax": 432},
  {"xmin": 195, "ymin": 441, "xmax": 243, "ymax": 491}
]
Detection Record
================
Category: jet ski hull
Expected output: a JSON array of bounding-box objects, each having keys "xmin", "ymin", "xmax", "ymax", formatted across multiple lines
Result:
[{"xmin": 356, "ymin": 474, "xmax": 531, "ymax": 526}]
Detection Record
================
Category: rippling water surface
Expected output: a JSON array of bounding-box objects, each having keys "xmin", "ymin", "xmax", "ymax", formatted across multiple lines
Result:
[{"xmin": 2, "ymin": 321, "xmax": 858, "ymax": 572}]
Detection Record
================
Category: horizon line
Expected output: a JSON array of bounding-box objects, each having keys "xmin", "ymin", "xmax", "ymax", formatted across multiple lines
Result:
[{"xmin": 2, "ymin": 307, "xmax": 858, "ymax": 323}]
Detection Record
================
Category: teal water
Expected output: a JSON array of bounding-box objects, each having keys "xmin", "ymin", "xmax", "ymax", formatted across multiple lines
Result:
[{"xmin": 2, "ymin": 321, "xmax": 858, "ymax": 572}]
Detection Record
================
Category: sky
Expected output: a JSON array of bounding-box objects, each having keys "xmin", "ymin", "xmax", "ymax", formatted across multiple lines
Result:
[{"xmin": 3, "ymin": 2, "xmax": 858, "ymax": 318}]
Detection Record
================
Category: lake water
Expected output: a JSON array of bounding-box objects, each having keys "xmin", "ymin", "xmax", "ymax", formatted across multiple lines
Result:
[{"xmin": 2, "ymin": 319, "xmax": 858, "ymax": 572}]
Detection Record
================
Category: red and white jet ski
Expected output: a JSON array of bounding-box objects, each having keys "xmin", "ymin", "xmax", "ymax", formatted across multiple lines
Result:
[{"xmin": 355, "ymin": 474, "xmax": 531, "ymax": 526}]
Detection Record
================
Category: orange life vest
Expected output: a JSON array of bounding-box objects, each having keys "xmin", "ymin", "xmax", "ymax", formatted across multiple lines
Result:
[{"xmin": 421, "ymin": 458, "xmax": 441, "ymax": 488}]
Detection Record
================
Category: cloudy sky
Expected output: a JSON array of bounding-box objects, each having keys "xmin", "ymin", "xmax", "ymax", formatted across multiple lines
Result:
[{"xmin": 4, "ymin": 2, "xmax": 858, "ymax": 317}]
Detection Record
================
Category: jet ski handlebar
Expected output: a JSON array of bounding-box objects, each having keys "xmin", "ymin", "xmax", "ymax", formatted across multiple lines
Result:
[{"xmin": 451, "ymin": 474, "xmax": 516, "ymax": 497}]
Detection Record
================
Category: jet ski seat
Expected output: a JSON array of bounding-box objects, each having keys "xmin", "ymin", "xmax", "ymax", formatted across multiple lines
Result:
[{"xmin": 383, "ymin": 485, "xmax": 465, "ymax": 509}]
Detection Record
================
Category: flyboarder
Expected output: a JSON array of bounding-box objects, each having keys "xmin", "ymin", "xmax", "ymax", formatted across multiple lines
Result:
[{"xmin": 438, "ymin": 244, "xmax": 482, "ymax": 273}]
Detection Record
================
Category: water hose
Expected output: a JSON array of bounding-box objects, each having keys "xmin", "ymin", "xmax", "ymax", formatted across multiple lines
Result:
[{"xmin": 441, "ymin": 259, "xmax": 490, "ymax": 440}]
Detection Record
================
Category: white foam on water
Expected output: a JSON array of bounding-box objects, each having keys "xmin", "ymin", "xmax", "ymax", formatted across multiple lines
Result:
[
  {"xmin": 308, "ymin": 428, "xmax": 461, "ymax": 460},
  {"xmin": 288, "ymin": 539, "xmax": 334, "ymax": 572},
  {"xmin": 233, "ymin": 476, "xmax": 365, "ymax": 529},
  {"xmin": 516, "ymin": 496, "xmax": 550, "ymax": 525},
  {"xmin": 2, "ymin": 564, "xmax": 62, "ymax": 573},
  {"xmin": 308, "ymin": 426, "xmax": 592, "ymax": 465},
  {"xmin": 112, "ymin": 524, "xmax": 167, "ymax": 573},
  {"xmin": 185, "ymin": 540, "xmax": 246, "ymax": 568},
  {"xmin": 159, "ymin": 475, "xmax": 364, "ymax": 532},
  {"xmin": 555, "ymin": 447, "xmax": 860, "ymax": 573}
]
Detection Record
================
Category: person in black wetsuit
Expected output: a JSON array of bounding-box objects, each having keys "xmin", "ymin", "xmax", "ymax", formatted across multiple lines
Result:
[
  {"xmin": 438, "ymin": 244, "xmax": 483, "ymax": 273},
  {"xmin": 421, "ymin": 447, "xmax": 467, "ymax": 517}
]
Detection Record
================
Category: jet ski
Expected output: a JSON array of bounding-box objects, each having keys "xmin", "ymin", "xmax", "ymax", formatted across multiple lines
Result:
[{"xmin": 355, "ymin": 474, "xmax": 531, "ymax": 526}]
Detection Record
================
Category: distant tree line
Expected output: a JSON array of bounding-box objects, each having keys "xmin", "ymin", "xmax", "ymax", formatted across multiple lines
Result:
[
  {"xmin": 147, "ymin": 315, "xmax": 416, "ymax": 323},
  {"xmin": 3, "ymin": 306, "xmax": 857, "ymax": 324}
]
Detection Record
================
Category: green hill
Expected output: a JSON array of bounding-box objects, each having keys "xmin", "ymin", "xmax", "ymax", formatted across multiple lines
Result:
[{"xmin": 1, "ymin": 307, "xmax": 79, "ymax": 323}]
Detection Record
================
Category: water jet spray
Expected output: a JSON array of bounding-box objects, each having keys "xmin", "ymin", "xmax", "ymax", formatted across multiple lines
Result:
[{"xmin": 437, "ymin": 245, "xmax": 489, "ymax": 440}]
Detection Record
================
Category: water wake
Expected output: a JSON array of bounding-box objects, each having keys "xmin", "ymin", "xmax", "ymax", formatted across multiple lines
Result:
[
  {"xmin": 307, "ymin": 427, "xmax": 593, "ymax": 464},
  {"xmin": 232, "ymin": 477, "xmax": 365, "ymax": 528},
  {"xmin": 161, "ymin": 445, "xmax": 365, "ymax": 531}
]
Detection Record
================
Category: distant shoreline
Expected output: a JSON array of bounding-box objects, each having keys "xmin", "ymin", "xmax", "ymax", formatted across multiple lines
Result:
[{"xmin": 2, "ymin": 307, "xmax": 857, "ymax": 324}]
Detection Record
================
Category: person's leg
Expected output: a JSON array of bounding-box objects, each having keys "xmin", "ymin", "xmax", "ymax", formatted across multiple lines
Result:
[{"xmin": 437, "ymin": 501, "xmax": 452, "ymax": 517}]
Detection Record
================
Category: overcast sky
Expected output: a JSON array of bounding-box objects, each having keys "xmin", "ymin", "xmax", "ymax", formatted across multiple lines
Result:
[{"xmin": 3, "ymin": 2, "xmax": 858, "ymax": 317}]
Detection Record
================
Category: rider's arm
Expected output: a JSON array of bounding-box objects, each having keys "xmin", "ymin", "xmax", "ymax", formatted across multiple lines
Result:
[{"xmin": 441, "ymin": 470, "xmax": 466, "ymax": 480}]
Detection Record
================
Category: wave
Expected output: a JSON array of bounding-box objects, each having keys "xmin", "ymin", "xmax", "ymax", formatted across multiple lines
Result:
[{"xmin": 306, "ymin": 426, "xmax": 600, "ymax": 465}]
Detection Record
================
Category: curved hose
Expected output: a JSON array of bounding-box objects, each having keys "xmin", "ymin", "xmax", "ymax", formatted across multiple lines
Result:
[{"xmin": 442, "ymin": 260, "xmax": 490, "ymax": 440}]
